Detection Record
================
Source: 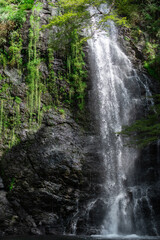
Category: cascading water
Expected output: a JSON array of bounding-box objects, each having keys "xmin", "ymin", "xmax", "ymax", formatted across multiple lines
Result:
[{"xmin": 87, "ymin": 4, "xmax": 159, "ymax": 237}]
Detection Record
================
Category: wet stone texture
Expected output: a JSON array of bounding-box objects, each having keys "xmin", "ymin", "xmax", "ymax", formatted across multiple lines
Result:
[{"xmin": 0, "ymin": 109, "xmax": 104, "ymax": 236}]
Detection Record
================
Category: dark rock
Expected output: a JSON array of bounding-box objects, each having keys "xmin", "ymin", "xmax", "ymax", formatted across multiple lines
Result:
[
  {"xmin": 0, "ymin": 191, "xmax": 21, "ymax": 235},
  {"xmin": 3, "ymin": 68, "xmax": 22, "ymax": 84},
  {"xmin": 0, "ymin": 108, "xmax": 102, "ymax": 235},
  {"xmin": 30, "ymin": 227, "xmax": 42, "ymax": 235},
  {"xmin": 76, "ymin": 198, "xmax": 107, "ymax": 235},
  {"xmin": 0, "ymin": 177, "xmax": 4, "ymax": 189}
]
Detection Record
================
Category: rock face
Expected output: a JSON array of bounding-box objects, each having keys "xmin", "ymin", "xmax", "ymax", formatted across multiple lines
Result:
[
  {"xmin": 0, "ymin": 109, "xmax": 105, "ymax": 236},
  {"xmin": 133, "ymin": 145, "xmax": 160, "ymax": 235}
]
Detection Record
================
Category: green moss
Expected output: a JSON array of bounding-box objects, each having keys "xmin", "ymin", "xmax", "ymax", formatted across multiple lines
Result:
[{"xmin": 59, "ymin": 108, "xmax": 65, "ymax": 115}]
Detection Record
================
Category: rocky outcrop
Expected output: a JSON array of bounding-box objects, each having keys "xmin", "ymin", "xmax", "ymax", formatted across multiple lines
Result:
[
  {"xmin": 117, "ymin": 27, "xmax": 145, "ymax": 70},
  {"xmin": 0, "ymin": 108, "xmax": 104, "ymax": 236},
  {"xmin": 132, "ymin": 145, "xmax": 160, "ymax": 235}
]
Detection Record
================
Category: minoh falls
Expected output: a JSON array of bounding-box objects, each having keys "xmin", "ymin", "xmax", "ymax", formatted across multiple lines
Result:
[
  {"xmin": 85, "ymin": 4, "xmax": 160, "ymax": 238},
  {"xmin": 0, "ymin": 0, "xmax": 160, "ymax": 239}
]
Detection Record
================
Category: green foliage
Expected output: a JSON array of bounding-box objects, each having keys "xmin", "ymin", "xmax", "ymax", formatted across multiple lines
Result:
[
  {"xmin": 114, "ymin": 0, "xmax": 160, "ymax": 80},
  {"xmin": 59, "ymin": 108, "xmax": 65, "ymax": 116},
  {"xmin": 144, "ymin": 57, "xmax": 160, "ymax": 79},
  {"xmin": 143, "ymin": 42, "xmax": 160, "ymax": 79},
  {"xmin": 144, "ymin": 42, "xmax": 158, "ymax": 61},
  {"xmin": 113, "ymin": 0, "xmax": 138, "ymax": 19},
  {"xmin": 26, "ymin": 3, "xmax": 44, "ymax": 126},
  {"xmin": 0, "ymin": 53, "xmax": 7, "ymax": 68},
  {"xmin": 120, "ymin": 114, "xmax": 159, "ymax": 148},
  {"xmin": 15, "ymin": 96, "xmax": 22, "ymax": 104},
  {"xmin": 66, "ymin": 29, "xmax": 87, "ymax": 111},
  {"xmin": 0, "ymin": 3, "xmax": 25, "ymax": 26},
  {"xmin": 141, "ymin": 1, "xmax": 160, "ymax": 38},
  {"xmin": 0, "ymin": 99, "xmax": 3, "ymax": 136},
  {"xmin": 43, "ymin": 0, "xmax": 107, "ymax": 112},
  {"xmin": 0, "ymin": 79, "xmax": 22, "ymax": 149},
  {"xmin": 46, "ymin": 47, "xmax": 59, "ymax": 105},
  {"xmin": 46, "ymin": 29, "xmax": 87, "ymax": 112},
  {"xmin": 42, "ymin": 0, "xmax": 127, "ymax": 45},
  {"xmin": 119, "ymin": 94, "xmax": 160, "ymax": 147},
  {"xmin": 18, "ymin": 0, "xmax": 35, "ymax": 10},
  {"xmin": 9, "ymin": 31, "xmax": 22, "ymax": 69},
  {"xmin": 0, "ymin": 1, "xmax": 46, "ymax": 152},
  {"xmin": 0, "ymin": 0, "xmax": 34, "ymax": 26}
]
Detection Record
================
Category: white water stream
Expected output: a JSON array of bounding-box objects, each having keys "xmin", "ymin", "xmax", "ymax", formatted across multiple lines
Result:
[{"xmin": 87, "ymin": 5, "xmax": 158, "ymax": 237}]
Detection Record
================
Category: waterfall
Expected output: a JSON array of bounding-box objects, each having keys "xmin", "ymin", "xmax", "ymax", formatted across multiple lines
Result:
[{"xmin": 87, "ymin": 5, "xmax": 159, "ymax": 237}]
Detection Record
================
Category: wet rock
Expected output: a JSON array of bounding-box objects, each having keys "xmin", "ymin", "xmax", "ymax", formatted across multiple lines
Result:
[
  {"xmin": 3, "ymin": 68, "xmax": 22, "ymax": 84},
  {"xmin": 30, "ymin": 227, "xmax": 42, "ymax": 235},
  {"xmin": 0, "ymin": 108, "xmax": 102, "ymax": 235},
  {"xmin": 76, "ymin": 198, "xmax": 107, "ymax": 235},
  {"xmin": 118, "ymin": 27, "xmax": 145, "ymax": 71},
  {"xmin": 0, "ymin": 177, "xmax": 4, "ymax": 189},
  {"xmin": 39, "ymin": 62, "xmax": 49, "ymax": 79},
  {"xmin": 0, "ymin": 191, "xmax": 20, "ymax": 235}
]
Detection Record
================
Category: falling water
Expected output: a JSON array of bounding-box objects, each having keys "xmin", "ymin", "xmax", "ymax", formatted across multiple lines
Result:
[{"xmin": 87, "ymin": 5, "xmax": 158, "ymax": 237}]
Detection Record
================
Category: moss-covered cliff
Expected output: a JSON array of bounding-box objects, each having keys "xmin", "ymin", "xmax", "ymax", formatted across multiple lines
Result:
[{"xmin": 0, "ymin": 0, "xmax": 89, "ymax": 158}]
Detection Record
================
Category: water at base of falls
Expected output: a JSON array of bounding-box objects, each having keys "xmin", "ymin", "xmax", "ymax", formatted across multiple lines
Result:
[
  {"xmin": 2, "ymin": 235, "xmax": 160, "ymax": 240},
  {"xmin": 92, "ymin": 234, "xmax": 160, "ymax": 238},
  {"xmin": 88, "ymin": 4, "xmax": 159, "ymax": 237},
  {"xmin": 92, "ymin": 234, "xmax": 160, "ymax": 240}
]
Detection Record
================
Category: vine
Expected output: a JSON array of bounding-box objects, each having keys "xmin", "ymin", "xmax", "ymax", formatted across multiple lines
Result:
[
  {"xmin": 26, "ymin": 3, "xmax": 43, "ymax": 126},
  {"xmin": 47, "ymin": 46, "xmax": 59, "ymax": 105},
  {"xmin": 0, "ymin": 79, "xmax": 22, "ymax": 149},
  {"xmin": 66, "ymin": 29, "xmax": 87, "ymax": 112},
  {"xmin": 0, "ymin": 2, "xmax": 45, "ymax": 152}
]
